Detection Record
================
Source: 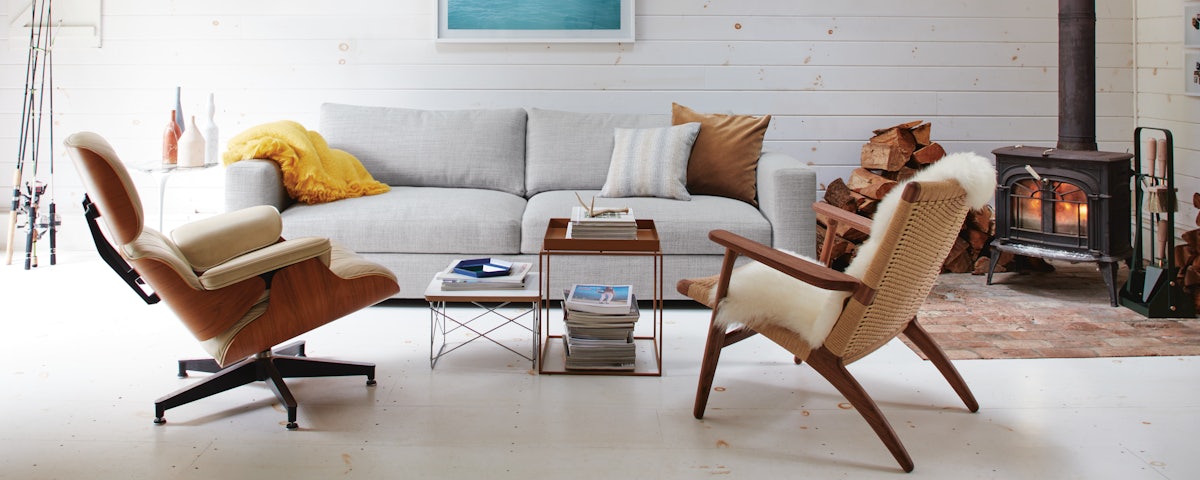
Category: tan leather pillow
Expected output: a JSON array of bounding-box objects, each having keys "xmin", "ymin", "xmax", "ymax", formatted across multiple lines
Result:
[{"xmin": 671, "ymin": 103, "xmax": 771, "ymax": 206}]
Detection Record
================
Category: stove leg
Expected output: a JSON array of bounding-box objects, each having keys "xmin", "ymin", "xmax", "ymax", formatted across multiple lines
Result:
[
  {"xmin": 986, "ymin": 250, "xmax": 1001, "ymax": 285},
  {"xmin": 1099, "ymin": 261, "xmax": 1119, "ymax": 307}
]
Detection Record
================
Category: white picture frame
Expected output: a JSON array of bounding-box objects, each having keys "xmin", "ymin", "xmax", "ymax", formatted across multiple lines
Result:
[
  {"xmin": 1186, "ymin": 3, "xmax": 1200, "ymax": 48},
  {"xmin": 1185, "ymin": 51, "xmax": 1200, "ymax": 97},
  {"xmin": 437, "ymin": 0, "xmax": 634, "ymax": 43}
]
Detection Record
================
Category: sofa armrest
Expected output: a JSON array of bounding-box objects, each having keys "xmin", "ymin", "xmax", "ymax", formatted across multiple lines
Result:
[
  {"xmin": 224, "ymin": 159, "xmax": 294, "ymax": 213},
  {"xmin": 756, "ymin": 151, "xmax": 817, "ymax": 258}
]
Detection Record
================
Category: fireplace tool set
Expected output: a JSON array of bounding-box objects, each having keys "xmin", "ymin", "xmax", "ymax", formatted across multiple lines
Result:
[{"xmin": 1119, "ymin": 127, "xmax": 1194, "ymax": 318}]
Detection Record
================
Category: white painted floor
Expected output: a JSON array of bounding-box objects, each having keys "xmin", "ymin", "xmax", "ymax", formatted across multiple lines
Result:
[{"xmin": 2, "ymin": 252, "xmax": 1198, "ymax": 479}]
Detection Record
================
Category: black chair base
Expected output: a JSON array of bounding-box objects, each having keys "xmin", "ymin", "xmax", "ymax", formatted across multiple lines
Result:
[{"xmin": 154, "ymin": 341, "xmax": 376, "ymax": 429}]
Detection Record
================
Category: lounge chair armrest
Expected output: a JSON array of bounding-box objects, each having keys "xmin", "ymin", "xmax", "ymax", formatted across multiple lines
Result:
[
  {"xmin": 708, "ymin": 229, "xmax": 864, "ymax": 293},
  {"xmin": 171, "ymin": 205, "xmax": 283, "ymax": 272},
  {"xmin": 197, "ymin": 237, "xmax": 331, "ymax": 290},
  {"xmin": 813, "ymin": 201, "xmax": 873, "ymax": 236}
]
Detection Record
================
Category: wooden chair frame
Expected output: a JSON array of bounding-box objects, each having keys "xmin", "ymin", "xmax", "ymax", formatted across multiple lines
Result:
[{"xmin": 682, "ymin": 183, "xmax": 979, "ymax": 472}]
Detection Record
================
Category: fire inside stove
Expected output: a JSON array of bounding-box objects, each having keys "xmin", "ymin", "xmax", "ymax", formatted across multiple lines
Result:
[{"xmin": 1011, "ymin": 179, "xmax": 1089, "ymax": 239}]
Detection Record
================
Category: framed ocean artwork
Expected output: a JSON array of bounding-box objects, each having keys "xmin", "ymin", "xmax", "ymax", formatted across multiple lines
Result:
[{"xmin": 437, "ymin": 0, "xmax": 634, "ymax": 43}]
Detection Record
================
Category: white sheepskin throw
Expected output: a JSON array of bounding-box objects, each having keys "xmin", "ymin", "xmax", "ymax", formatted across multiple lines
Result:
[{"xmin": 710, "ymin": 152, "xmax": 997, "ymax": 347}]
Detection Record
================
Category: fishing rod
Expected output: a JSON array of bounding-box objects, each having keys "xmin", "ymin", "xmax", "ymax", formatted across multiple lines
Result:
[
  {"xmin": 46, "ymin": 7, "xmax": 58, "ymax": 266},
  {"xmin": 5, "ymin": 0, "xmax": 42, "ymax": 265},
  {"xmin": 30, "ymin": 0, "xmax": 59, "ymax": 267},
  {"xmin": 11, "ymin": 0, "xmax": 56, "ymax": 269},
  {"xmin": 25, "ymin": 0, "xmax": 53, "ymax": 270}
]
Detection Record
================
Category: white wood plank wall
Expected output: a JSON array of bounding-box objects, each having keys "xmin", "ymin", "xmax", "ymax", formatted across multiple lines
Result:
[
  {"xmin": 0, "ymin": 0, "xmax": 1182, "ymax": 253},
  {"xmin": 1136, "ymin": 0, "xmax": 1200, "ymax": 241}
]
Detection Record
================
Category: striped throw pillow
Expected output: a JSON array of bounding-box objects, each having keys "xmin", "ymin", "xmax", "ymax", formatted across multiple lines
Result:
[{"xmin": 599, "ymin": 122, "xmax": 701, "ymax": 200}]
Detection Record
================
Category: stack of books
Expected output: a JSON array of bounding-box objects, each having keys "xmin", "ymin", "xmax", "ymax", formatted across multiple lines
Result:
[
  {"xmin": 567, "ymin": 206, "xmax": 637, "ymax": 240},
  {"xmin": 435, "ymin": 258, "xmax": 532, "ymax": 290},
  {"xmin": 561, "ymin": 284, "xmax": 638, "ymax": 371}
]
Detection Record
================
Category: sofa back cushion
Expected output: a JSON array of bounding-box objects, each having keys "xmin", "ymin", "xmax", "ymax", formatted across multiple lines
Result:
[
  {"xmin": 319, "ymin": 103, "xmax": 527, "ymax": 196},
  {"xmin": 525, "ymin": 108, "xmax": 667, "ymax": 197}
]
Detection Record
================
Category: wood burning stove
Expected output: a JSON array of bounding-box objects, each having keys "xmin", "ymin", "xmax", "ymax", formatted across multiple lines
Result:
[
  {"xmin": 985, "ymin": 0, "xmax": 1134, "ymax": 307},
  {"xmin": 987, "ymin": 146, "xmax": 1132, "ymax": 306}
]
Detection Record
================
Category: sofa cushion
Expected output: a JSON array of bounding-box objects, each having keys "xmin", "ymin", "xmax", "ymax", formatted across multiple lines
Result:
[
  {"xmin": 281, "ymin": 187, "xmax": 526, "ymax": 255},
  {"xmin": 319, "ymin": 103, "xmax": 527, "ymax": 196},
  {"xmin": 522, "ymin": 190, "xmax": 772, "ymax": 255},
  {"xmin": 671, "ymin": 103, "xmax": 771, "ymax": 206},
  {"xmin": 525, "ymin": 108, "xmax": 667, "ymax": 197},
  {"xmin": 600, "ymin": 123, "xmax": 700, "ymax": 201}
]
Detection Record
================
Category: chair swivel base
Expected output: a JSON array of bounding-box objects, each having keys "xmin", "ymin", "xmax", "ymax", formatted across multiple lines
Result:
[{"xmin": 154, "ymin": 341, "xmax": 376, "ymax": 429}]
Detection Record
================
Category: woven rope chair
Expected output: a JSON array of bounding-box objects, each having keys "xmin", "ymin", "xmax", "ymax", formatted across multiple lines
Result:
[{"xmin": 677, "ymin": 179, "xmax": 979, "ymax": 472}]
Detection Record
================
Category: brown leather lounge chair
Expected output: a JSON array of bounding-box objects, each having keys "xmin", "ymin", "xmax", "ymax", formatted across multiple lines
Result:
[{"xmin": 65, "ymin": 131, "xmax": 399, "ymax": 429}]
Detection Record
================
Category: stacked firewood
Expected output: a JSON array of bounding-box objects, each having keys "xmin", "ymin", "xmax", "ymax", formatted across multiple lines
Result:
[
  {"xmin": 816, "ymin": 121, "xmax": 996, "ymax": 273},
  {"xmin": 1173, "ymin": 193, "xmax": 1200, "ymax": 310}
]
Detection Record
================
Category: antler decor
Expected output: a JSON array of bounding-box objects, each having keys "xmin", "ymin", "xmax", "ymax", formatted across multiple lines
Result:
[{"xmin": 575, "ymin": 192, "xmax": 629, "ymax": 218}]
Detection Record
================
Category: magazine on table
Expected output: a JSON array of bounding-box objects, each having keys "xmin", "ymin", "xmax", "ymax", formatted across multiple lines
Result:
[
  {"xmin": 563, "ymin": 293, "xmax": 639, "ymax": 323},
  {"xmin": 562, "ymin": 335, "xmax": 636, "ymax": 371},
  {"xmin": 564, "ymin": 284, "xmax": 633, "ymax": 314}
]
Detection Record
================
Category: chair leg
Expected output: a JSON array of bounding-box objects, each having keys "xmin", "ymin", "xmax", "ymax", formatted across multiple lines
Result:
[
  {"xmin": 694, "ymin": 323, "xmax": 759, "ymax": 419},
  {"xmin": 177, "ymin": 358, "xmax": 221, "ymax": 377},
  {"xmin": 155, "ymin": 346, "xmax": 376, "ymax": 429},
  {"xmin": 806, "ymin": 347, "xmax": 915, "ymax": 473},
  {"xmin": 694, "ymin": 323, "xmax": 728, "ymax": 419},
  {"xmin": 271, "ymin": 355, "xmax": 377, "ymax": 386},
  {"xmin": 903, "ymin": 319, "xmax": 979, "ymax": 412},
  {"xmin": 155, "ymin": 356, "xmax": 259, "ymax": 425},
  {"xmin": 259, "ymin": 357, "xmax": 300, "ymax": 430}
]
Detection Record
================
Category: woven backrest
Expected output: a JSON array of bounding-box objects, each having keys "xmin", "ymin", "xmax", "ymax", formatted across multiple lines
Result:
[{"xmin": 823, "ymin": 180, "xmax": 968, "ymax": 363}]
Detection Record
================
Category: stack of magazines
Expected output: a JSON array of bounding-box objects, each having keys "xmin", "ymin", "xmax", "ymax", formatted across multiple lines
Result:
[
  {"xmin": 561, "ymin": 284, "xmax": 638, "ymax": 370},
  {"xmin": 435, "ymin": 258, "xmax": 532, "ymax": 290},
  {"xmin": 567, "ymin": 206, "xmax": 637, "ymax": 240}
]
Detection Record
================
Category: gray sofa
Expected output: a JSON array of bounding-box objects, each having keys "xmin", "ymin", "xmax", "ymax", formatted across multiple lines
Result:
[{"xmin": 224, "ymin": 103, "xmax": 817, "ymax": 300}]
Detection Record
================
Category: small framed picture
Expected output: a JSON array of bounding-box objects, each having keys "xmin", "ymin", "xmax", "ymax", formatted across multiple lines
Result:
[
  {"xmin": 1185, "ymin": 51, "xmax": 1200, "ymax": 96},
  {"xmin": 1187, "ymin": 3, "xmax": 1200, "ymax": 48}
]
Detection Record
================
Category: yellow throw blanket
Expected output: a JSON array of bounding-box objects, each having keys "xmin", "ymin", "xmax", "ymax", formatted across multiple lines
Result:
[{"xmin": 223, "ymin": 120, "xmax": 389, "ymax": 204}]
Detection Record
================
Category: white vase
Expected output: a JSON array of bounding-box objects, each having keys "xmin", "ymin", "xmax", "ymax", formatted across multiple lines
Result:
[
  {"xmin": 177, "ymin": 116, "xmax": 206, "ymax": 167},
  {"xmin": 203, "ymin": 93, "xmax": 219, "ymax": 165}
]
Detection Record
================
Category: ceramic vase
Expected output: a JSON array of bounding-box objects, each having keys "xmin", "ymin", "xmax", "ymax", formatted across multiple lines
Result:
[
  {"xmin": 202, "ymin": 93, "xmax": 219, "ymax": 165},
  {"xmin": 177, "ymin": 116, "xmax": 206, "ymax": 168},
  {"xmin": 162, "ymin": 109, "xmax": 180, "ymax": 164}
]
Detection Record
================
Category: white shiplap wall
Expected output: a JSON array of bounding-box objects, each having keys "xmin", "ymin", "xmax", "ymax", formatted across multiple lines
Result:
[
  {"xmin": 1135, "ymin": 0, "xmax": 1200, "ymax": 240},
  {"xmin": 0, "ymin": 0, "xmax": 1137, "ymax": 251}
]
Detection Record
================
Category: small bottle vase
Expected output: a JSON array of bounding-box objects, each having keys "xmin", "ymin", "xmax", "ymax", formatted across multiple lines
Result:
[
  {"xmin": 202, "ymin": 93, "xmax": 219, "ymax": 165},
  {"xmin": 162, "ymin": 109, "xmax": 180, "ymax": 165}
]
